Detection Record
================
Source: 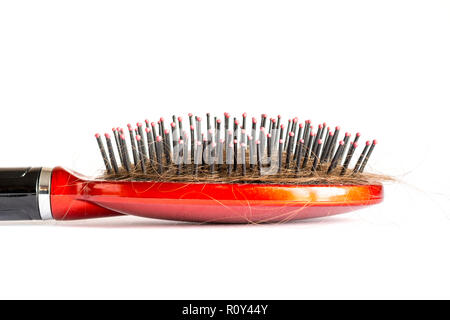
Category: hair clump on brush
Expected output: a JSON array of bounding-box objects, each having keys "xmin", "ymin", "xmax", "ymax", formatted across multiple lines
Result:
[{"xmin": 95, "ymin": 113, "xmax": 391, "ymax": 185}]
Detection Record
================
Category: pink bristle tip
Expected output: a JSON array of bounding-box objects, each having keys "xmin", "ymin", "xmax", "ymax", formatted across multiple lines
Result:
[
  {"xmin": 164, "ymin": 129, "xmax": 169, "ymax": 134},
  {"xmin": 145, "ymin": 127, "xmax": 150, "ymax": 133},
  {"xmin": 137, "ymin": 122, "xmax": 142, "ymax": 127},
  {"xmin": 178, "ymin": 117, "xmax": 182, "ymax": 122},
  {"xmin": 267, "ymin": 133, "xmax": 271, "ymax": 138},
  {"xmin": 339, "ymin": 140, "xmax": 344, "ymax": 145},
  {"xmin": 190, "ymin": 125, "xmax": 194, "ymax": 130},
  {"xmin": 217, "ymin": 119, "xmax": 221, "ymax": 124},
  {"xmin": 356, "ymin": 132, "xmax": 361, "ymax": 137},
  {"xmin": 353, "ymin": 143, "xmax": 358, "ymax": 148},
  {"xmin": 188, "ymin": 113, "xmax": 193, "ymax": 117},
  {"xmin": 278, "ymin": 115, "xmax": 281, "ymax": 118},
  {"xmin": 105, "ymin": 133, "xmax": 111, "ymax": 139},
  {"xmin": 335, "ymin": 126, "xmax": 340, "ymax": 130},
  {"xmin": 289, "ymin": 132, "xmax": 294, "ymax": 136},
  {"xmin": 366, "ymin": 141, "xmax": 371, "ymax": 146},
  {"xmin": 151, "ymin": 122, "xmax": 156, "ymax": 127},
  {"xmin": 373, "ymin": 140, "xmax": 378, "ymax": 144},
  {"xmin": 260, "ymin": 127, "xmax": 265, "ymax": 131},
  {"xmin": 345, "ymin": 132, "xmax": 351, "ymax": 136},
  {"xmin": 95, "ymin": 133, "xmax": 100, "ymax": 138},
  {"xmin": 171, "ymin": 122, "xmax": 176, "ymax": 127},
  {"xmin": 242, "ymin": 112, "xmax": 247, "ymax": 117},
  {"xmin": 318, "ymin": 139, "xmax": 322, "ymax": 144},
  {"xmin": 160, "ymin": 117, "xmax": 164, "ymax": 122},
  {"xmin": 156, "ymin": 136, "xmax": 162, "ymax": 142},
  {"xmin": 136, "ymin": 135, "xmax": 141, "ymax": 141},
  {"xmin": 145, "ymin": 119, "xmax": 149, "ymax": 123},
  {"xmin": 279, "ymin": 139, "xmax": 283, "ymax": 143},
  {"xmin": 300, "ymin": 139, "xmax": 304, "ymax": 143}
]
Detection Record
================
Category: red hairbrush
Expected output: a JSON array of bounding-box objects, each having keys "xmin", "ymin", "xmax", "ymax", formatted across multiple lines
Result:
[{"xmin": 0, "ymin": 113, "xmax": 383, "ymax": 223}]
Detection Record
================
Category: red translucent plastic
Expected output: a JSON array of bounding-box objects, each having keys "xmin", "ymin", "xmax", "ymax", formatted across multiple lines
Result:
[{"xmin": 50, "ymin": 167, "xmax": 383, "ymax": 223}]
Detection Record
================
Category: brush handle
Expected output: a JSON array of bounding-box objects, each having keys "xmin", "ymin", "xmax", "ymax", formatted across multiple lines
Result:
[{"xmin": 0, "ymin": 167, "xmax": 52, "ymax": 220}]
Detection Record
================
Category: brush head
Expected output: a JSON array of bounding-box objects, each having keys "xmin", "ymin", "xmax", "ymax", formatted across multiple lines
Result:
[{"xmin": 95, "ymin": 113, "xmax": 385, "ymax": 185}]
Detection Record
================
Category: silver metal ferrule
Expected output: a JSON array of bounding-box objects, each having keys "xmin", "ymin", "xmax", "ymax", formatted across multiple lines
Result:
[{"xmin": 38, "ymin": 167, "xmax": 53, "ymax": 220}]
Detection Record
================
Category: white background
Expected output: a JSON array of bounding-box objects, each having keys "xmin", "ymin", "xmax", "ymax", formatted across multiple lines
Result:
[{"xmin": 0, "ymin": 0, "xmax": 449, "ymax": 299}]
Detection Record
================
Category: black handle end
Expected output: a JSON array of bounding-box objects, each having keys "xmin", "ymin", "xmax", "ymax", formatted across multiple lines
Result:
[{"xmin": 0, "ymin": 167, "xmax": 43, "ymax": 221}]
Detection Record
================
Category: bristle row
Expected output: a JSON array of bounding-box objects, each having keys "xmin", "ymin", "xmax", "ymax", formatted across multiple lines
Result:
[{"xmin": 95, "ymin": 114, "xmax": 377, "ymax": 180}]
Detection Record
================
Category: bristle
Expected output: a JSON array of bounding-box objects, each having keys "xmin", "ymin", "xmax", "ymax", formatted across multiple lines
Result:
[
  {"xmin": 210, "ymin": 142, "xmax": 216, "ymax": 173},
  {"xmin": 248, "ymin": 135, "xmax": 255, "ymax": 169},
  {"xmin": 261, "ymin": 114, "xmax": 267, "ymax": 128},
  {"xmin": 285, "ymin": 131, "xmax": 294, "ymax": 169},
  {"xmin": 240, "ymin": 142, "xmax": 246, "ymax": 176},
  {"xmin": 359, "ymin": 140, "xmax": 377, "ymax": 173},
  {"xmin": 327, "ymin": 126, "xmax": 340, "ymax": 162},
  {"xmin": 136, "ymin": 122, "xmax": 148, "ymax": 158},
  {"xmin": 112, "ymin": 128, "xmax": 124, "ymax": 164},
  {"xmin": 233, "ymin": 138, "xmax": 238, "ymax": 171},
  {"xmin": 194, "ymin": 141, "xmax": 202, "ymax": 175},
  {"xmin": 95, "ymin": 134, "xmax": 112, "ymax": 173},
  {"xmin": 163, "ymin": 128, "xmax": 171, "ymax": 165},
  {"xmin": 136, "ymin": 135, "xmax": 146, "ymax": 173},
  {"xmin": 206, "ymin": 113, "xmax": 211, "ymax": 130},
  {"xmin": 294, "ymin": 139, "xmax": 304, "ymax": 173},
  {"xmin": 119, "ymin": 134, "xmax": 131, "ymax": 172},
  {"xmin": 284, "ymin": 119, "xmax": 291, "ymax": 150},
  {"xmin": 278, "ymin": 139, "xmax": 284, "ymax": 173},
  {"xmin": 242, "ymin": 113, "xmax": 247, "ymax": 130},
  {"xmin": 155, "ymin": 136, "xmax": 163, "ymax": 174},
  {"xmin": 354, "ymin": 132, "xmax": 361, "ymax": 145},
  {"xmin": 190, "ymin": 125, "xmax": 195, "ymax": 163},
  {"xmin": 145, "ymin": 127, "xmax": 155, "ymax": 164},
  {"xmin": 327, "ymin": 140, "xmax": 345, "ymax": 174},
  {"xmin": 320, "ymin": 130, "xmax": 333, "ymax": 163},
  {"xmin": 293, "ymin": 123, "xmax": 304, "ymax": 161},
  {"xmin": 353, "ymin": 141, "xmax": 371, "ymax": 173},
  {"xmin": 104, "ymin": 133, "xmax": 119, "ymax": 173},
  {"xmin": 226, "ymin": 141, "xmax": 233, "ymax": 176},
  {"xmin": 128, "ymin": 126, "xmax": 139, "ymax": 166},
  {"xmin": 311, "ymin": 139, "xmax": 322, "ymax": 173},
  {"xmin": 302, "ymin": 131, "xmax": 315, "ymax": 169},
  {"xmin": 218, "ymin": 138, "xmax": 224, "ymax": 170},
  {"xmin": 340, "ymin": 142, "xmax": 357, "ymax": 176},
  {"xmin": 337, "ymin": 132, "xmax": 351, "ymax": 165},
  {"xmin": 256, "ymin": 140, "xmax": 262, "ymax": 175}
]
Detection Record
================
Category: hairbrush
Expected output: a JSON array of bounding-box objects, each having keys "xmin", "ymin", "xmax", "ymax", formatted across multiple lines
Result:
[{"xmin": 0, "ymin": 113, "xmax": 384, "ymax": 223}]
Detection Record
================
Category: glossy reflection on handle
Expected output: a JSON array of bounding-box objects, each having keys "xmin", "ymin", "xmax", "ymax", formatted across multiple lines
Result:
[{"xmin": 50, "ymin": 167, "xmax": 383, "ymax": 223}]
